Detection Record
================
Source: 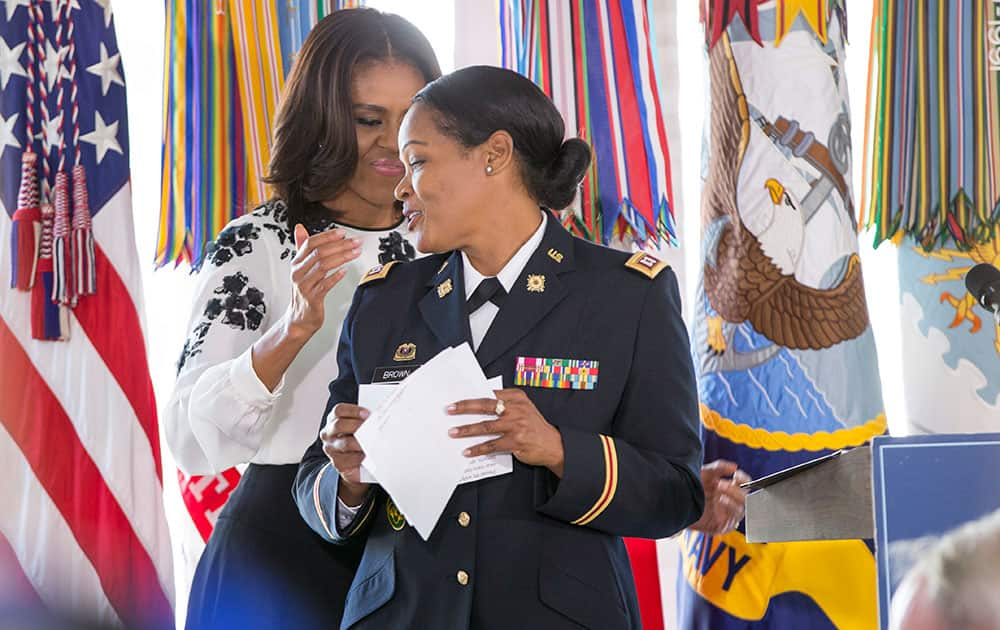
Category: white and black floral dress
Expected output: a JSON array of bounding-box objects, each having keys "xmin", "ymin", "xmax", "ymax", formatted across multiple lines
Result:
[{"xmin": 163, "ymin": 199, "xmax": 417, "ymax": 629}]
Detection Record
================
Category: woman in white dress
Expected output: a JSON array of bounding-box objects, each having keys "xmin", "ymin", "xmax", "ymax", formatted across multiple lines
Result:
[{"xmin": 163, "ymin": 9, "xmax": 439, "ymax": 629}]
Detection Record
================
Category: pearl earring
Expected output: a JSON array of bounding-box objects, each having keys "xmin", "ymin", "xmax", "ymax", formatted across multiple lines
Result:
[{"xmin": 485, "ymin": 165, "xmax": 494, "ymax": 175}]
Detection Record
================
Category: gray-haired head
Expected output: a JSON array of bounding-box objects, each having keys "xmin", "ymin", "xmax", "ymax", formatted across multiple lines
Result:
[{"xmin": 893, "ymin": 508, "xmax": 1000, "ymax": 629}]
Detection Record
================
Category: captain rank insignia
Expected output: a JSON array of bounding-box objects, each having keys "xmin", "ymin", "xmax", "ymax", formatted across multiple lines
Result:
[{"xmin": 624, "ymin": 252, "xmax": 668, "ymax": 279}]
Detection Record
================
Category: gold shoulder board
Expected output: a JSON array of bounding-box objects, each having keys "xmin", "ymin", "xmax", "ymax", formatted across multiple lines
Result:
[
  {"xmin": 624, "ymin": 252, "xmax": 669, "ymax": 279},
  {"xmin": 359, "ymin": 261, "xmax": 400, "ymax": 286}
]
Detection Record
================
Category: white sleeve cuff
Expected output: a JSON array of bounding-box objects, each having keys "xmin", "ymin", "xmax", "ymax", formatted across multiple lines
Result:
[
  {"xmin": 229, "ymin": 345, "xmax": 285, "ymax": 403},
  {"xmin": 184, "ymin": 348, "xmax": 284, "ymax": 471},
  {"xmin": 336, "ymin": 496, "xmax": 363, "ymax": 530}
]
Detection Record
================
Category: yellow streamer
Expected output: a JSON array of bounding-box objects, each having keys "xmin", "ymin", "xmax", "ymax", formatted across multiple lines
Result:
[{"xmin": 775, "ymin": 0, "xmax": 828, "ymax": 47}]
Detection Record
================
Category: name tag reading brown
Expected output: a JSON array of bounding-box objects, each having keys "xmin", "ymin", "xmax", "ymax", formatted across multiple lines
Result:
[{"xmin": 372, "ymin": 365, "xmax": 421, "ymax": 383}]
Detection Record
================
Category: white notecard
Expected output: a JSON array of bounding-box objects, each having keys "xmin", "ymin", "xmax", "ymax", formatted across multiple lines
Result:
[
  {"xmin": 353, "ymin": 345, "xmax": 501, "ymax": 540},
  {"xmin": 358, "ymin": 376, "xmax": 512, "ymax": 486}
]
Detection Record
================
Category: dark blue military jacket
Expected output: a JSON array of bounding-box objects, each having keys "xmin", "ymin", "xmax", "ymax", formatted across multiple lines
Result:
[{"xmin": 294, "ymin": 217, "xmax": 704, "ymax": 629}]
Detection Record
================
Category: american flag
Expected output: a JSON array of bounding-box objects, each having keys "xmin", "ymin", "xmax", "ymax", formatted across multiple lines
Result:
[{"xmin": 0, "ymin": 0, "xmax": 173, "ymax": 627}]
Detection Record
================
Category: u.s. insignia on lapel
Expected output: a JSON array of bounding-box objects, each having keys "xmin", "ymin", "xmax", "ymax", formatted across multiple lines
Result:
[
  {"xmin": 386, "ymin": 497, "xmax": 406, "ymax": 531},
  {"xmin": 547, "ymin": 248, "xmax": 564, "ymax": 263},
  {"xmin": 526, "ymin": 274, "xmax": 545, "ymax": 293},
  {"xmin": 437, "ymin": 278, "xmax": 453, "ymax": 298},
  {"xmin": 393, "ymin": 343, "xmax": 416, "ymax": 362},
  {"xmin": 515, "ymin": 357, "xmax": 599, "ymax": 390}
]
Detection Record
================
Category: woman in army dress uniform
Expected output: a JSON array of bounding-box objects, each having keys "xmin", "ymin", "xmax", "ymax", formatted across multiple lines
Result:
[{"xmin": 295, "ymin": 65, "xmax": 705, "ymax": 629}]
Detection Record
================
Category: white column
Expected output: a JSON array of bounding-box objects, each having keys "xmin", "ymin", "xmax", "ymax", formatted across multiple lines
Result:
[
  {"xmin": 453, "ymin": 0, "xmax": 500, "ymax": 69},
  {"xmin": 646, "ymin": 0, "xmax": 690, "ymax": 320}
]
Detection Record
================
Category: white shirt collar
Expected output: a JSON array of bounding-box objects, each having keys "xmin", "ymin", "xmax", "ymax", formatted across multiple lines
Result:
[{"xmin": 462, "ymin": 212, "xmax": 548, "ymax": 298}]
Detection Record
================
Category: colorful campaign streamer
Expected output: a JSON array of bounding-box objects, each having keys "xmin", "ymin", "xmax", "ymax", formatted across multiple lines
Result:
[
  {"xmin": 157, "ymin": 0, "xmax": 363, "ymax": 268},
  {"xmin": 862, "ymin": 0, "xmax": 1000, "ymax": 249},
  {"xmin": 499, "ymin": 0, "xmax": 677, "ymax": 247}
]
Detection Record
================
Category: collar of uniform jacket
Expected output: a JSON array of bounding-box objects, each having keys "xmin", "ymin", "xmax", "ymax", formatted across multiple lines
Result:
[
  {"xmin": 418, "ymin": 210, "xmax": 576, "ymax": 367},
  {"xmin": 461, "ymin": 210, "xmax": 548, "ymax": 298}
]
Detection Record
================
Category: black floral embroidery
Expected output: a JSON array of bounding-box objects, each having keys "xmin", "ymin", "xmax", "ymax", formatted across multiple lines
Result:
[
  {"xmin": 259, "ymin": 220, "xmax": 295, "ymax": 262},
  {"xmin": 257, "ymin": 198, "xmax": 289, "ymax": 224},
  {"xmin": 301, "ymin": 213, "xmax": 337, "ymax": 236},
  {"xmin": 261, "ymin": 222, "xmax": 291, "ymax": 247},
  {"xmin": 260, "ymin": 199, "xmax": 334, "ymax": 258},
  {"xmin": 275, "ymin": 211, "xmax": 340, "ymax": 260},
  {"xmin": 175, "ymin": 272, "xmax": 267, "ymax": 375},
  {"xmin": 203, "ymin": 222, "xmax": 261, "ymax": 269},
  {"xmin": 177, "ymin": 321, "xmax": 211, "ymax": 374},
  {"xmin": 192, "ymin": 200, "xmax": 295, "ymax": 273},
  {"xmin": 378, "ymin": 231, "xmax": 416, "ymax": 264},
  {"xmin": 204, "ymin": 272, "xmax": 266, "ymax": 331},
  {"xmin": 178, "ymin": 199, "xmax": 342, "ymax": 375}
]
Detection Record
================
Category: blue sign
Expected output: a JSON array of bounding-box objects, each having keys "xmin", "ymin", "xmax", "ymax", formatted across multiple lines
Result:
[{"xmin": 872, "ymin": 433, "xmax": 1000, "ymax": 629}]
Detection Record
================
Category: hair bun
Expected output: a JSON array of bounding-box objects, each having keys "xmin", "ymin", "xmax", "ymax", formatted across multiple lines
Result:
[{"xmin": 538, "ymin": 139, "xmax": 591, "ymax": 210}]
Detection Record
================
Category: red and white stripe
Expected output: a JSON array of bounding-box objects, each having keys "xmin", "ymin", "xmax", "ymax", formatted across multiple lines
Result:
[
  {"xmin": 604, "ymin": 1, "xmax": 654, "ymax": 222},
  {"xmin": 0, "ymin": 186, "xmax": 174, "ymax": 626},
  {"xmin": 0, "ymin": 425, "xmax": 119, "ymax": 624},
  {"xmin": 629, "ymin": 3, "xmax": 671, "ymax": 208}
]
